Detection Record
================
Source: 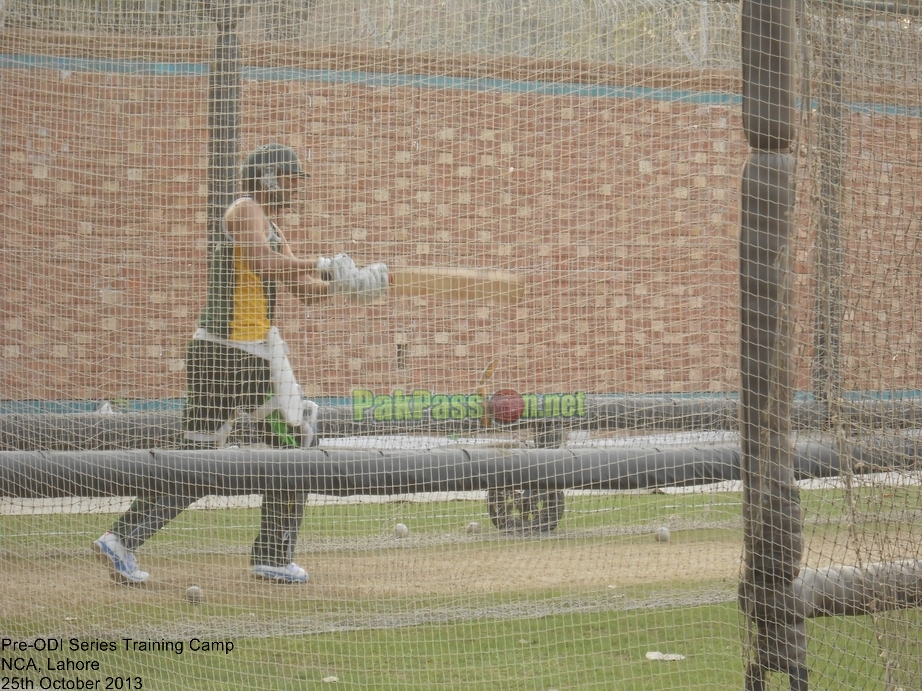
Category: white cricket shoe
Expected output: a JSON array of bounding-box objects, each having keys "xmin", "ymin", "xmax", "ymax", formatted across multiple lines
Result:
[
  {"xmin": 251, "ymin": 562, "xmax": 309, "ymax": 583},
  {"xmin": 93, "ymin": 532, "xmax": 150, "ymax": 585}
]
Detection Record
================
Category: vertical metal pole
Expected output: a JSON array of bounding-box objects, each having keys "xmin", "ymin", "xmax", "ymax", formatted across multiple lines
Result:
[
  {"xmin": 739, "ymin": 0, "xmax": 807, "ymax": 687},
  {"xmin": 811, "ymin": 19, "xmax": 845, "ymax": 410},
  {"xmin": 207, "ymin": 2, "xmax": 249, "ymax": 258}
]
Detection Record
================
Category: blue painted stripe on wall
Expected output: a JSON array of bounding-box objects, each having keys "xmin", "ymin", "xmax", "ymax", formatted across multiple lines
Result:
[
  {"xmin": 3, "ymin": 52, "xmax": 920, "ymax": 117},
  {"xmin": 1, "ymin": 53, "xmax": 208, "ymax": 76},
  {"xmin": 2, "ymin": 52, "xmax": 733, "ymax": 102},
  {"xmin": 244, "ymin": 63, "xmax": 739, "ymax": 104}
]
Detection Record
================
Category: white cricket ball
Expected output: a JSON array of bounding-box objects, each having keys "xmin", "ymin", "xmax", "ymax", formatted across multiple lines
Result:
[
  {"xmin": 394, "ymin": 523, "xmax": 409, "ymax": 538},
  {"xmin": 466, "ymin": 521, "xmax": 482, "ymax": 534},
  {"xmin": 186, "ymin": 585, "xmax": 204, "ymax": 604},
  {"xmin": 654, "ymin": 526, "xmax": 671, "ymax": 543}
]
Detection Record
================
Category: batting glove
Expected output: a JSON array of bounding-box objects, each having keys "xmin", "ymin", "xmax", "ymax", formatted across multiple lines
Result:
[
  {"xmin": 349, "ymin": 263, "xmax": 390, "ymax": 303},
  {"xmin": 317, "ymin": 254, "xmax": 359, "ymax": 295}
]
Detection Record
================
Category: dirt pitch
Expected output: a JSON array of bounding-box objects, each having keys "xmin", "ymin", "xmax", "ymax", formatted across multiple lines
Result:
[
  {"xmin": 1, "ymin": 490, "xmax": 866, "ymax": 638},
  {"xmin": 1, "ymin": 531, "xmax": 747, "ymax": 636}
]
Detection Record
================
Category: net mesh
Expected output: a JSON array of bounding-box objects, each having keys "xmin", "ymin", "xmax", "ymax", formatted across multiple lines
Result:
[{"xmin": 1, "ymin": 1, "xmax": 921, "ymax": 689}]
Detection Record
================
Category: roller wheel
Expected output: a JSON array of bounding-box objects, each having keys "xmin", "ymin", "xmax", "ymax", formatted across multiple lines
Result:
[{"xmin": 487, "ymin": 488, "xmax": 564, "ymax": 532}]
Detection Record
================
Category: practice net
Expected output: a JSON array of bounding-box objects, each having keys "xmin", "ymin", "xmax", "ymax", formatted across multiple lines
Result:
[{"xmin": 1, "ymin": 0, "xmax": 922, "ymax": 689}]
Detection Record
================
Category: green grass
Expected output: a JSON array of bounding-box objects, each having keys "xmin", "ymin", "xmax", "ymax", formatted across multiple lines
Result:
[
  {"xmin": 30, "ymin": 604, "xmax": 745, "ymax": 691},
  {"xmin": 2, "ymin": 488, "xmax": 921, "ymax": 690},
  {"xmin": 0, "ymin": 490, "xmax": 746, "ymax": 552},
  {"xmin": 13, "ymin": 604, "xmax": 917, "ymax": 690}
]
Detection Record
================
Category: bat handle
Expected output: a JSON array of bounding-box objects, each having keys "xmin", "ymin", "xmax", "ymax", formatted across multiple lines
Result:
[{"xmin": 320, "ymin": 270, "xmax": 390, "ymax": 283}]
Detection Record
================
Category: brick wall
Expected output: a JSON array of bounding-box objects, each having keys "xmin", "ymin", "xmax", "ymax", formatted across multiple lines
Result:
[{"xmin": 1, "ymin": 47, "xmax": 920, "ymax": 403}]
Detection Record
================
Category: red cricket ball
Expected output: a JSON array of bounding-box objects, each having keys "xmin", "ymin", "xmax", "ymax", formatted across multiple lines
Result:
[{"xmin": 488, "ymin": 389, "xmax": 525, "ymax": 424}]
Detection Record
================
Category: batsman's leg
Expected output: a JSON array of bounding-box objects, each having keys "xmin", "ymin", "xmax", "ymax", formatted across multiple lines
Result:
[
  {"xmin": 251, "ymin": 493, "xmax": 308, "ymax": 583},
  {"xmin": 95, "ymin": 494, "xmax": 196, "ymax": 584},
  {"xmin": 111, "ymin": 495, "xmax": 198, "ymax": 551}
]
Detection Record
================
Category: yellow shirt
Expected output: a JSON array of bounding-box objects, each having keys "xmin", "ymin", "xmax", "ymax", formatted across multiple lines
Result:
[
  {"xmin": 229, "ymin": 244, "xmax": 272, "ymax": 342},
  {"xmin": 197, "ymin": 201, "xmax": 280, "ymax": 342}
]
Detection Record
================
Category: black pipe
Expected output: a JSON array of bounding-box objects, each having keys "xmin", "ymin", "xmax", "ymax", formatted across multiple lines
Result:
[
  {"xmin": 3, "ymin": 397, "xmax": 921, "ymax": 451},
  {"xmin": 1, "ymin": 437, "xmax": 918, "ymax": 498}
]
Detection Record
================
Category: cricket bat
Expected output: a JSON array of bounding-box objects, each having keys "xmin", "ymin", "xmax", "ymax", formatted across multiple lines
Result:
[{"xmin": 388, "ymin": 268, "xmax": 525, "ymax": 304}]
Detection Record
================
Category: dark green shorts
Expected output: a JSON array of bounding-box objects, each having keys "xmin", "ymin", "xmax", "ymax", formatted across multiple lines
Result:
[{"xmin": 182, "ymin": 339, "xmax": 273, "ymax": 435}]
